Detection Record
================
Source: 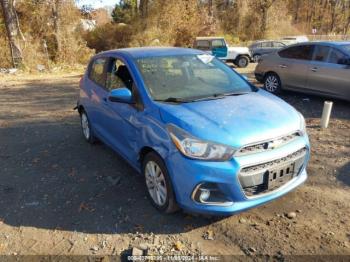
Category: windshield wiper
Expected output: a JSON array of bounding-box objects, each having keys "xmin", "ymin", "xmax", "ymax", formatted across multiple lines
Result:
[
  {"xmin": 190, "ymin": 92, "xmax": 250, "ymax": 102},
  {"xmin": 154, "ymin": 97, "xmax": 190, "ymax": 103}
]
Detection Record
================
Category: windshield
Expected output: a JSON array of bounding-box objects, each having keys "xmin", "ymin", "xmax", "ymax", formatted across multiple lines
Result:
[
  {"xmin": 340, "ymin": 44, "xmax": 350, "ymax": 53},
  {"xmin": 136, "ymin": 54, "xmax": 253, "ymax": 102}
]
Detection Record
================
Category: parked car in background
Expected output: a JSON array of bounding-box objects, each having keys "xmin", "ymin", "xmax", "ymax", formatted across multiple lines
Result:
[
  {"xmin": 77, "ymin": 47, "xmax": 310, "ymax": 215},
  {"xmin": 281, "ymin": 35, "xmax": 309, "ymax": 44},
  {"xmin": 249, "ymin": 40, "xmax": 287, "ymax": 62},
  {"xmin": 255, "ymin": 42, "xmax": 350, "ymax": 101},
  {"xmin": 194, "ymin": 37, "xmax": 252, "ymax": 68}
]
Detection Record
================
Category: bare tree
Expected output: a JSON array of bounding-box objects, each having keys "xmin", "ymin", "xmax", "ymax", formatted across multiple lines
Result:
[
  {"xmin": 52, "ymin": 0, "xmax": 62, "ymax": 61},
  {"xmin": 0, "ymin": 0, "xmax": 23, "ymax": 67}
]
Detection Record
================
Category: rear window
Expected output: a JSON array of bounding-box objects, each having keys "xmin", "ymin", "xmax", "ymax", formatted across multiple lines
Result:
[
  {"xmin": 278, "ymin": 45, "xmax": 314, "ymax": 60},
  {"xmin": 195, "ymin": 40, "xmax": 210, "ymax": 50}
]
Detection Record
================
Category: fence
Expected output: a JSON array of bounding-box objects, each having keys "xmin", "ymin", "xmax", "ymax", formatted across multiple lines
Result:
[{"xmin": 306, "ymin": 35, "xmax": 350, "ymax": 41}]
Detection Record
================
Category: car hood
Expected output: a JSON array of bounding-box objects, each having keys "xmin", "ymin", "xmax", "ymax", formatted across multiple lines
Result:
[{"xmin": 157, "ymin": 90, "xmax": 301, "ymax": 148}]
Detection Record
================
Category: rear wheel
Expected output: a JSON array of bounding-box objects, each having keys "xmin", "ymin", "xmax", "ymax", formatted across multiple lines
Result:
[
  {"xmin": 264, "ymin": 73, "xmax": 282, "ymax": 94},
  {"xmin": 142, "ymin": 152, "xmax": 178, "ymax": 214},
  {"xmin": 80, "ymin": 110, "xmax": 96, "ymax": 144},
  {"xmin": 235, "ymin": 55, "xmax": 249, "ymax": 68}
]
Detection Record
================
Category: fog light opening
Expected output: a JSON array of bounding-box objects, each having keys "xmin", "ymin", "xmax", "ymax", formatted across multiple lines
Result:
[
  {"xmin": 199, "ymin": 189, "xmax": 210, "ymax": 203},
  {"xmin": 192, "ymin": 183, "xmax": 233, "ymax": 206}
]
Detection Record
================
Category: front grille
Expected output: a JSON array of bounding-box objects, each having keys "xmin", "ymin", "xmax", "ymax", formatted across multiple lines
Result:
[
  {"xmin": 236, "ymin": 132, "xmax": 300, "ymax": 156},
  {"xmin": 239, "ymin": 147, "xmax": 307, "ymax": 197}
]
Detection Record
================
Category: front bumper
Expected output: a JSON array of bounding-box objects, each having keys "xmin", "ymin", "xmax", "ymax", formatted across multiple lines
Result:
[{"xmin": 165, "ymin": 136, "xmax": 309, "ymax": 216}]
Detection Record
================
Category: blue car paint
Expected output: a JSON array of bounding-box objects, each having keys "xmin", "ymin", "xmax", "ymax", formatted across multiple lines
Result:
[{"xmin": 78, "ymin": 47, "xmax": 310, "ymax": 215}]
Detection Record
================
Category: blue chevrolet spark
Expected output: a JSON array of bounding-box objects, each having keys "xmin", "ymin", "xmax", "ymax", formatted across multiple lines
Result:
[{"xmin": 77, "ymin": 47, "xmax": 310, "ymax": 215}]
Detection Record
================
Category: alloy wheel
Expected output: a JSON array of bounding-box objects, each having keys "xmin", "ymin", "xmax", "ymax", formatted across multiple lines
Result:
[
  {"xmin": 265, "ymin": 75, "xmax": 280, "ymax": 93},
  {"xmin": 145, "ymin": 161, "xmax": 167, "ymax": 206},
  {"xmin": 81, "ymin": 113, "xmax": 90, "ymax": 140}
]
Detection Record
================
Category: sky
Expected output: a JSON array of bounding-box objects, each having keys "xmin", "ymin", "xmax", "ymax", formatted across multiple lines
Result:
[{"xmin": 76, "ymin": 0, "xmax": 119, "ymax": 8}]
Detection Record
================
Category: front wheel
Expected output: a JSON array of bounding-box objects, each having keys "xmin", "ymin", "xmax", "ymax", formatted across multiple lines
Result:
[
  {"xmin": 235, "ymin": 56, "xmax": 249, "ymax": 68},
  {"xmin": 142, "ymin": 152, "xmax": 178, "ymax": 214},
  {"xmin": 264, "ymin": 73, "xmax": 282, "ymax": 94}
]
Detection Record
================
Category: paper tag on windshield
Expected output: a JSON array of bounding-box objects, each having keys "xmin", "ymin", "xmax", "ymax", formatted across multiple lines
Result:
[{"xmin": 197, "ymin": 54, "xmax": 214, "ymax": 64}]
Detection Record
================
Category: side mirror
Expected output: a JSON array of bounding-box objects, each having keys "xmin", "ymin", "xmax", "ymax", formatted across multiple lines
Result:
[{"xmin": 108, "ymin": 88, "xmax": 133, "ymax": 104}]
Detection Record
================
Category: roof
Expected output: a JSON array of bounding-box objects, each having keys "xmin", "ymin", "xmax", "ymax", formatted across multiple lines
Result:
[
  {"xmin": 292, "ymin": 41, "xmax": 350, "ymax": 46},
  {"xmin": 195, "ymin": 36, "xmax": 225, "ymax": 40},
  {"xmin": 98, "ymin": 47, "xmax": 204, "ymax": 59}
]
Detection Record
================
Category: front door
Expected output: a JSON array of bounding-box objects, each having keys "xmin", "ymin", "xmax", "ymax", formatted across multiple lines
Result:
[
  {"xmin": 98, "ymin": 57, "xmax": 143, "ymax": 163},
  {"xmin": 211, "ymin": 39, "xmax": 228, "ymax": 58}
]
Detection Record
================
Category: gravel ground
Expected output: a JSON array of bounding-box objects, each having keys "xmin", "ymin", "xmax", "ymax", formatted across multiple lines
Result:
[{"xmin": 0, "ymin": 64, "xmax": 349, "ymax": 259}]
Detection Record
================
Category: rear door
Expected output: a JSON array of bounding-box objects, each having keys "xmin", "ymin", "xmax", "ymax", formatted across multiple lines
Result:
[
  {"xmin": 307, "ymin": 46, "xmax": 350, "ymax": 99},
  {"xmin": 85, "ymin": 57, "xmax": 109, "ymax": 137},
  {"xmin": 276, "ymin": 44, "xmax": 315, "ymax": 90}
]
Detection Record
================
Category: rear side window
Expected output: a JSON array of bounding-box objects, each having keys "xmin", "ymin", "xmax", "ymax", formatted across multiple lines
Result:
[
  {"xmin": 273, "ymin": 42, "xmax": 285, "ymax": 48},
  {"xmin": 261, "ymin": 42, "xmax": 272, "ymax": 48},
  {"xmin": 278, "ymin": 45, "xmax": 314, "ymax": 60},
  {"xmin": 328, "ymin": 48, "xmax": 348, "ymax": 65},
  {"xmin": 196, "ymin": 40, "xmax": 210, "ymax": 50},
  {"xmin": 313, "ymin": 45, "xmax": 331, "ymax": 62},
  {"xmin": 89, "ymin": 58, "xmax": 106, "ymax": 87}
]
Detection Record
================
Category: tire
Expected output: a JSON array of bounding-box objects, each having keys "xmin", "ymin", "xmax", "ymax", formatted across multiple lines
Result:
[
  {"xmin": 253, "ymin": 54, "xmax": 261, "ymax": 63},
  {"xmin": 235, "ymin": 55, "xmax": 249, "ymax": 68},
  {"xmin": 264, "ymin": 73, "xmax": 282, "ymax": 94},
  {"xmin": 80, "ymin": 110, "xmax": 96, "ymax": 144},
  {"xmin": 142, "ymin": 152, "xmax": 179, "ymax": 214}
]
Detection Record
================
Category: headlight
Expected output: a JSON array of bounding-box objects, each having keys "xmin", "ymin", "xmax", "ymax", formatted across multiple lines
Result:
[
  {"xmin": 167, "ymin": 124, "xmax": 235, "ymax": 161},
  {"xmin": 298, "ymin": 112, "xmax": 306, "ymax": 136}
]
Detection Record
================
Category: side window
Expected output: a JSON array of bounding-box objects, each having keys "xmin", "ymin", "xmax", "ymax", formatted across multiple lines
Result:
[
  {"xmin": 196, "ymin": 40, "xmax": 210, "ymax": 50},
  {"xmin": 279, "ymin": 45, "xmax": 314, "ymax": 60},
  {"xmin": 212, "ymin": 39, "xmax": 225, "ymax": 48},
  {"xmin": 106, "ymin": 58, "xmax": 134, "ymax": 91},
  {"xmin": 328, "ymin": 48, "xmax": 348, "ymax": 65},
  {"xmin": 273, "ymin": 42, "xmax": 285, "ymax": 48},
  {"xmin": 89, "ymin": 58, "xmax": 107, "ymax": 87},
  {"xmin": 313, "ymin": 45, "xmax": 331, "ymax": 62},
  {"xmin": 261, "ymin": 42, "xmax": 272, "ymax": 48}
]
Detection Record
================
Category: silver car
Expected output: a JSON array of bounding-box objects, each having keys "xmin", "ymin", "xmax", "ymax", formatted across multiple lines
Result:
[{"xmin": 255, "ymin": 42, "xmax": 350, "ymax": 101}]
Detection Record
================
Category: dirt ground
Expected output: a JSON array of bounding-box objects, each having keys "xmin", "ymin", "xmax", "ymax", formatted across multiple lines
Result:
[{"xmin": 0, "ymin": 64, "xmax": 349, "ymax": 259}]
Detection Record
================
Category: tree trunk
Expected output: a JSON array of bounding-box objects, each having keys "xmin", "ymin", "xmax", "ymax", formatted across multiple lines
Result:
[
  {"xmin": 0, "ymin": 0, "xmax": 23, "ymax": 67},
  {"xmin": 52, "ymin": 0, "xmax": 61, "ymax": 61},
  {"xmin": 139, "ymin": 0, "xmax": 148, "ymax": 18}
]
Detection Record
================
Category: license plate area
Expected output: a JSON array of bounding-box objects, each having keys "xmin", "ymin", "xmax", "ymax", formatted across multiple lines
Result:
[{"xmin": 267, "ymin": 162, "xmax": 295, "ymax": 190}]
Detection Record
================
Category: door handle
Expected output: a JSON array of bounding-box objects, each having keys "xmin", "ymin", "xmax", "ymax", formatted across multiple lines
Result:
[
  {"xmin": 279, "ymin": 64, "xmax": 287, "ymax": 69},
  {"xmin": 311, "ymin": 67, "xmax": 318, "ymax": 72}
]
